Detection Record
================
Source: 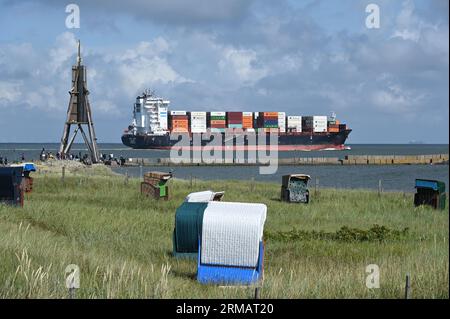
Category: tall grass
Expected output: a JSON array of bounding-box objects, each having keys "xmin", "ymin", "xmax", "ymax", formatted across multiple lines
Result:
[{"xmin": 0, "ymin": 166, "xmax": 448, "ymax": 298}]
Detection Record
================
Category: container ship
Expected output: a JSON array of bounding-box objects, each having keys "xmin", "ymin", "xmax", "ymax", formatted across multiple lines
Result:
[{"xmin": 121, "ymin": 91, "xmax": 351, "ymax": 151}]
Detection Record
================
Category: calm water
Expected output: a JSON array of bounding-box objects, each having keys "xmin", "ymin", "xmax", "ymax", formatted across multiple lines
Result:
[{"xmin": 0, "ymin": 143, "xmax": 448, "ymax": 192}]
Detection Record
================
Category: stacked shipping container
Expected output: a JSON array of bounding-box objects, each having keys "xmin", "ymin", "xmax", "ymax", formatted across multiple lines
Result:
[
  {"xmin": 313, "ymin": 116, "xmax": 327, "ymax": 132},
  {"xmin": 242, "ymin": 112, "xmax": 253, "ymax": 130},
  {"xmin": 227, "ymin": 112, "xmax": 243, "ymax": 129},
  {"xmin": 327, "ymin": 119, "xmax": 340, "ymax": 133},
  {"xmin": 257, "ymin": 112, "xmax": 278, "ymax": 132},
  {"xmin": 167, "ymin": 110, "xmax": 343, "ymax": 134},
  {"xmin": 302, "ymin": 116, "xmax": 313, "ymax": 132},
  {"xmin": 190, "ymin": 112, "xmax": 207, "ymax": 133},
  {"xmin": 210, "ymin": 111, "xmax": 226, "ymax": 133},
  {"xmin": 170, "ymin": 111, "xmax": 189, "ymax": 132},
  {"xmin": 287, "ymin": 116, "xmax": 302, "ymax": 132}
]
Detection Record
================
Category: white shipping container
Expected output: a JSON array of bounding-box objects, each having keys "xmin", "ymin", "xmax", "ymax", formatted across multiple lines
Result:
[
  {"xmin": 287, "ymin": 116, "xmax": 302, "ymax": 131},
  {"xmin": 313, "ymin": 115, "xmax": 327, "ymax": 133},
  {"xmin": 191, "ymin": 128, "xmax": 207, "ymax": 133},
  {"xmin": 211, "ymin": 111, "xmax": 226, "ymax": 116},
  {"xmin": 243, "ymin": 112, "xmax": 253, "ymax": 117},
  {"xmin": 313, "ymin": 116, "xmax": 327, "ymax": 123},
  {"xmin": 191, "ymin": 111, "xmax": 207, "ymax": 117},
  {"xmin": 191, "ymin": 116, "xmax": 206, "ymax": 121},
  {"xmin": 191, "ymin": 126, "xmax": 207, "ymax": 132},
  {"xmin": 191, "ymin": 112, "xmax": 207, "ymax": 128},
  {"xmin": 287, "ymin": 122, "xmax": 302, "ymax": 128},
  {"xmin": 192, "ymin": 121, "xmax": 206, "ymax": 126}
]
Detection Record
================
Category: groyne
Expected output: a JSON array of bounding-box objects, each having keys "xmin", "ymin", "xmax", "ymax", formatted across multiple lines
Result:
[{"xmin": 122, "ymin": 153, "xmax": 449, "ymax": 167}]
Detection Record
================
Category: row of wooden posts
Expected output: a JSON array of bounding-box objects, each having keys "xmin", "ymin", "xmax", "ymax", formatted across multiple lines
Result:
[
  {"xmin": 253, "ymin": 274, "xmax": 412, "ymax": 299},
  {"xmin": 64, "ymin": 275, "xmax": 412, "ymax": 299},
  {"xmin": 61, "ymin": 165, "xmax": 388, "ymax": 197}
]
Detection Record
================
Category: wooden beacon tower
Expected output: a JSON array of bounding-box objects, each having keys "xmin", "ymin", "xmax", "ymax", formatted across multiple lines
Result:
[{"xmin": 59, "ymin": 40, "xmax": 100, "ymax": 163}]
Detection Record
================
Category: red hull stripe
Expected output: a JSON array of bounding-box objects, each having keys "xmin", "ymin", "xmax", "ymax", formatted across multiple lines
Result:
[{"xmin": 149, "ymin": 144, "xmax": 345, "ymax": 151}]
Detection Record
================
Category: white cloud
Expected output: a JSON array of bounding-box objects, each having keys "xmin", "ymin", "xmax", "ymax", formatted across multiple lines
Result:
[
  {"xmin": 371, "ymin": 84, "xmax": 425, "ymax": 114},
  {"xmin": 113, "ymin": 40, "xmax": 190, "ymax": 94},
  {"xmin": 390, "ymin": 0, "xmax": 448, "ymax": 64},
  {"xmin": 391, "ymin": 29, "xmax": 420, "ymax": 42},
  {"xmin": 218, "ymin": 48, "xmax": 268, "ymax": 85},
  {"xmin": 118, "ymin": 55, "xmax": 188, "ymax": 93},
  {"xmin": 0, "ymin": 81, "xmax": 22, "ymax": 105},
  {"xmin": 0, "ymin": 33, "xmax": 190, "ymax": 114},
  {"xmin": 48, "ymin": 32, "xmax": 78, "ymax": 74}
]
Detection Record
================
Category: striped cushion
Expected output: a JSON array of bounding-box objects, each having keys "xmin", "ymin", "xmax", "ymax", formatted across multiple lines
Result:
[{"xmin": 201, "ymin": 201, "xmax": 266, "ymax": 268}]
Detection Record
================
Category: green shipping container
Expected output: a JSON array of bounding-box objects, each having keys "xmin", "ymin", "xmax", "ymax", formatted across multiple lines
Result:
[{"xmin": 173, "ymin": 202, "xmax": 208, "ymax": 258}]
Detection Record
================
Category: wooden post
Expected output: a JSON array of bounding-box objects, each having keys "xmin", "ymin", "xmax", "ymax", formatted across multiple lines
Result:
[
  {"xmin": 190, "ymin": 174, "xmax": 193, "ymax": 189},
  {"xmin": 250, "ymin": 177, "xmax": 255, "ymax": 192},
  {"xmin": 61, "ymin": 166, "xmax": 65, "ymax": 184},
  {"xmin": 315, "ymin": 178, "xmax": 319, "ymax": 196},
  {"xmin": 378, "ymin": 179, "xmax": 382, "ymax": 197},
  {"xmin": 254, "ymin": 287, "xmax": 260, "ymax": 299},
  {"xmin": 139, "ymin": 164, "xmax": 143, "ymax": 178},
  {"xmin": 405, "ymin": 274, "xmax": 411, "ymax": 299},
  {"xmin": 124, "ymin": 170, "xmax": 129, "ymax": 185}
]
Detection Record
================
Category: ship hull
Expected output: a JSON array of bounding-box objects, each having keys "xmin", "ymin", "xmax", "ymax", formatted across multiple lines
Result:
[{"xmin": 121, "ymin": 130, "xmax": 351, "ymax": 151}]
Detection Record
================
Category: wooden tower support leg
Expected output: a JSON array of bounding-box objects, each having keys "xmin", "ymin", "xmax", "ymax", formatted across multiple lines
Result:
[
  {"xmin": 78, "ymin": 126, "xmax": 95, "ymax": 159},
  {"xmin": 59, "ymin": 122, "xmax": 71, "ymax": 155},
  {"xmin": 86, "ymin": 103, "xmax": 99, "ymax": 163},
  {"xmin": 63, "ymin": 125, "xmax": 80, "ymax": 155}
]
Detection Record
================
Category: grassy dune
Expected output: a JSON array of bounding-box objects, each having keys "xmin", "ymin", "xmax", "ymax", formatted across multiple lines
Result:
[{"xmin": 0, "ymin": 164, "xmax": 448, "ymax": 298}]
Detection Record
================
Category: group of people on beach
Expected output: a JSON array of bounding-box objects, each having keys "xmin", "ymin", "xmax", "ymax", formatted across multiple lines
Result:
[
  {"xmin": 39, "ymin": 148, "xmax": 126, "ymax": 166},
  {"xmin": 1, "ymin": 148, "xmax": 127, "ymax": 167},
  {"xmin": 40, "ymin": 148, "xmax": 93, "ymax": 164},
  {"xmin": 0, "ymin": 153, "xmax": 26, "ymax": 166}
]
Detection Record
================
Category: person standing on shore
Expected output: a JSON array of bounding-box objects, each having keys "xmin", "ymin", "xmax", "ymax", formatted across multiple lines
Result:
[{"xmin": 40, "ymin": 148, "xmax": 47, "ymax": 161}]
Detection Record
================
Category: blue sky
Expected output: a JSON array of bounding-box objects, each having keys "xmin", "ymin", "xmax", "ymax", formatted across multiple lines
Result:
[{"xmin": 0, "ymin": 0, "xmax": 448, "ymax": 143}]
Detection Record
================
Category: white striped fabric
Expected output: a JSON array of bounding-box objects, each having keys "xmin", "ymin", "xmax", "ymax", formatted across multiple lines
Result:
[
  {"xmin": 184, "ymin": 191, "xmax": 216, "ymax": 202},
  {"xmin": 201, "ymin": 201, "xmax": 267, "ymax": 268}
]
